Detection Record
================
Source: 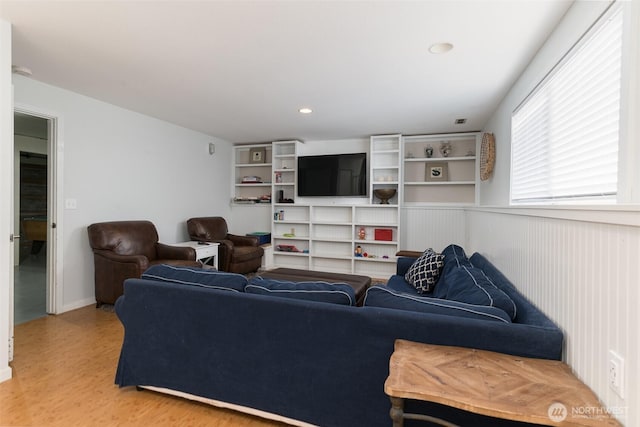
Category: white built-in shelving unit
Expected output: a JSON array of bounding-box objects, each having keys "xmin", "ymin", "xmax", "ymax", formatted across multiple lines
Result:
[
  {"xmin": 370, "ymin": 134, "xmax": 402, "ymax": 206},
  {"xmin": 271, "ymin": 204, "xmax": 399, "ymax": 278},
  {"xmin": 232, "ymin": 143, "xmax": 273, "ymax": 203},
  {"xmin": 267, "ymin": 136, "xmax": 401, "ymax": 277},
  {"xmin": 402, "ymin": 133, "xmax": 480, "ymax": 205},
  {"xmin": 232, "ymin": 132, "xmax": 478, "ymax": 277},
  {"xmin": 271, "ymin": 141, "xmax": 298, "ymax": 204}
]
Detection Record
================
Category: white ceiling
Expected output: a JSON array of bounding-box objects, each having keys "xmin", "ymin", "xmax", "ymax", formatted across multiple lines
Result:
[{"xmin": 1, "ymin": 0, "xmax": 573, "ymax": 143}]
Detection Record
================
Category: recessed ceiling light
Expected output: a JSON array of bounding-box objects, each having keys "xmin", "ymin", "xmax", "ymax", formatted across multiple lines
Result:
[
  {"xmin": 299, "ymin": 108, "xmax": 313, "ymax": 114},
  {"xmin": 429, "ymin": 43, "xmax": 454, "ymax": 54}
]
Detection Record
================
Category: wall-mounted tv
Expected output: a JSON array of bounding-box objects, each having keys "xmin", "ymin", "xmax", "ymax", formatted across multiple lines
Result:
[{"xmin": 298, "ymin": 153, "xmax": 367, "ymax": 197}]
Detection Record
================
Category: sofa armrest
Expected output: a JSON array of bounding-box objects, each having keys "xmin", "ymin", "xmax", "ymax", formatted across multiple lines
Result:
[
  {"xmin": 396, "ymin": 256, "xmax": 418, "ymax": 276},
  {"xmin": 228, "ymin": 233, "xmax": 259, "ymax": 247},
  {"xmin": 156, "ymin": 243, "xmax": 196, "ymax": 260}
]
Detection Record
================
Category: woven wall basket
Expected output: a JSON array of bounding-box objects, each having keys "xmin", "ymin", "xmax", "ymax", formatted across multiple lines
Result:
[{"xmin": 480, "ymin": 132, "xmax": 496, "ymax": 181}]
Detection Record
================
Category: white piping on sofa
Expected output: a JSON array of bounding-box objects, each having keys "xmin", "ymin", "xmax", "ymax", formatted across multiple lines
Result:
[{"xmin": 141, "ymin": 386, "xmax": 317, "ymax": 427}]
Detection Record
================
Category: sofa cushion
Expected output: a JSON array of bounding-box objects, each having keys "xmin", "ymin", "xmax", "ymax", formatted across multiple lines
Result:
[
  {"xmin": 433, "ymin": 244, "xmax": 473, "ymax": 298},
  {"xmin": 141, "ymin": 264, "xmax": 247, "ymax": 292},
  {"xmin": 363, "ymin": 286, "xmax": 511, "ymax": 323},
  {"xmin": 445, "ymin": 265, "xmax": 517, "ymax": 320},
  {"xmin": 386, "ymin": 274, "xmax": 422, "ymax": 295},
  {"xmin": 245, "ymin": 276, "xmax": 356, "ymax": 306},
  {"xmin": 404, "ymin": 248, "xmax": 444, "ymax": 294}
]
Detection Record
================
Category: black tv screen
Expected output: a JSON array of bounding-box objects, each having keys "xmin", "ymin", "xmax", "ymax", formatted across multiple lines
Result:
[{"xmin": 298, "ymin": 153, "xmax": 367, "ymax": 197}]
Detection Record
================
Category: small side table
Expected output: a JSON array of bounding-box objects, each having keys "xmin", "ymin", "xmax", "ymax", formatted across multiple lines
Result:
[
  {"xmin": 384, "ymin": 340, "xmax": 621, "ymax": 427},
  {"xmin": 173, "ymin": 241, "xmax": 219, "ymax": 270},
  {"xmin": 260, "ymin": 243, "xmax": 273, "ymax": 270}
]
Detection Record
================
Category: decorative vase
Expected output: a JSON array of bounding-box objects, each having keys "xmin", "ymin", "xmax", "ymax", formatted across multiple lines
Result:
[
  {"xmin": 440, "ymin": 141, "xmax": 452, "ymax": 157},
  {"xmin": 373, "ymin": 188, "xmax": 397, "ymax": 204},
  {"xmin": 425, "ymin": 146, "xmax": 433, "ymax": 158}
]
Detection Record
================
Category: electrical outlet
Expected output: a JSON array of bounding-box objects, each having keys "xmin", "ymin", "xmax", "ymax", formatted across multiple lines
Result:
[{"xmin": 608, "ymin": 350, "xmax": 624, "ymax": 398}]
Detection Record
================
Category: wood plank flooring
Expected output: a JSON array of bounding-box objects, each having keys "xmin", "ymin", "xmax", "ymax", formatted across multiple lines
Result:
[{"xmin": 0, "ymin": 305, "xmax": 284, "ymax": 427}]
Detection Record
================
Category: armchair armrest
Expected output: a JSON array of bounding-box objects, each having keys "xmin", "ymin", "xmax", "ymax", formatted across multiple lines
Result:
[
  {"xmin": 91, "ymin": 250, "xmax": 149, "ymax": 305},
  {"xmin": 227, "ymin": 233, "xmax": 260, "ymax": 247},
  {"xmin": 92, "ymin": 249, "xmax": 149, "ymax": 271},
  {"xmin": 205, "ymin": 239, "xmax": 234, "ymax": 271},
  {"xmin": 156, "ymin": 243, "xmax": 196, "ymax": 260}
]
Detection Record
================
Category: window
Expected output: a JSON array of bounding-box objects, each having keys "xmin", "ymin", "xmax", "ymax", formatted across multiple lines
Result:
[{"xmin": 511, "ymin": 6, "xmax": 623, "ymax": 204}]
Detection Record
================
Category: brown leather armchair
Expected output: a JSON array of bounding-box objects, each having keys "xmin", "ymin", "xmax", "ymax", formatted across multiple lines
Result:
[
  {"xmin": 87, "ymin": 220, "xmax": 201, "ymax": 307},
  {"xmin": 187, "ymin": 216, "xmax": 264, "ymax": 274}
]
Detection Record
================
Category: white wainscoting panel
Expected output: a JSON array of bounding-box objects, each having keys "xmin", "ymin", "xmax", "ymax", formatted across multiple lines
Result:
[
  {"xmin": 400, "ymin": 207, "xmax": 466, "ymax": 252},
  {"xmin": 466, "ymin": 209, "xmax": 639, "ymax": 426}
]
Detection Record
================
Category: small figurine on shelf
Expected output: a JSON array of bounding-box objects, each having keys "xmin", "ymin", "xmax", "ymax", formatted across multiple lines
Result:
[
  {"xmin": 358, "ymin": 227, "xmax": 366, "ymax": 240},
  {"xmin": 440, "ymin": 141, "xmax": 452, "ymax": 157},
  {"xmin": 355, "ymin": 245, "xmax": 363, "ymax": 257},
  {"xmin": 425, "ymin": 145, "xmax": 434, "ymax": 158}
]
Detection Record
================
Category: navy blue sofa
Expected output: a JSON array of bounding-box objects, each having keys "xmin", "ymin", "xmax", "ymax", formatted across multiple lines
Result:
[{"xmin": 114, "ymin": 246, "xmax": 563, "ymax": 427}]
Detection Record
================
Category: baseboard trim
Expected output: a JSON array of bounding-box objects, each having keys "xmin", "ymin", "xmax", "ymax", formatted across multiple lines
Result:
[
  {"xmin": 61, "ymin": 297, "xmax": 96, "ymax": 313},
  {"xmin": 0, "ymin": 365, "xmax": 13, "ymax": 383}
]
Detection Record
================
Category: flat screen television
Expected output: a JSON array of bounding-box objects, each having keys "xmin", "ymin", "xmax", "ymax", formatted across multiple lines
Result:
[{"xmin": 298, "ymin": 153, "xmax": 367, "ymax": 197}]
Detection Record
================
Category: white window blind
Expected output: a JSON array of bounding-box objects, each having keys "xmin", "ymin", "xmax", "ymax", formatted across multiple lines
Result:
[{"xmin": 511, "ymin": 7, "xmax": 622, "ymax": 204}]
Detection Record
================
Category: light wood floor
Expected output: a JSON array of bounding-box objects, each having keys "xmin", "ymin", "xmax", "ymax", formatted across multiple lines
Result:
[{"xmin": 0, "ymin": 305, "xmax": 285, "ymax": 427}]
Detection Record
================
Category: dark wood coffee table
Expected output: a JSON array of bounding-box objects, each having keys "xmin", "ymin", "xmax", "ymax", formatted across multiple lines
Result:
[{"xmin": 259, "ymin": 268, "xmax": 372, "ymax": 305}]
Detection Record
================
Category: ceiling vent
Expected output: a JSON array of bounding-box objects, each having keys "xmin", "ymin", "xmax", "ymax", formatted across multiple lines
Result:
[{"xmin": 454, "ymin": 118, "xmax": 467, "ymax": 125}]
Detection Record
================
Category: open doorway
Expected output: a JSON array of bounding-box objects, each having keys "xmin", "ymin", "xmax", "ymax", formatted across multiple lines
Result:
[{"xmin": 13, "ymin": 112, "xmax": 50, "ymax": 324}]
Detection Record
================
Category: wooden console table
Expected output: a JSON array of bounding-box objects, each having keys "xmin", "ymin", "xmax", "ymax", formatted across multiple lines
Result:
[{"xmin": 384, "ymin": 340, "xmax": 622, "ymax": 427}]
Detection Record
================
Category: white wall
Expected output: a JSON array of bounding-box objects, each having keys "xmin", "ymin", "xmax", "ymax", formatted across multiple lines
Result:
[
  {"xmin": 400, "ymin": 207, "xmax": 466, "ymax": 252},
  {"xmin": 473, "ymin": 2, "xmax": 640, "ymax": 425},
  {"xmin": 467, "ymin": 209, "xmax": 639, "ymax": 426},
  {"xmin": 13, "ymin": 76, "xmax": 233, "ymax": 312}
]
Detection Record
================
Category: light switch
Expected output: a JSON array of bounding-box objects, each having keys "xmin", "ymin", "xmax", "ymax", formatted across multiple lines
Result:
[{"xmin": 65, "ymin": 198, "xmax": 77, "ymax": 209}]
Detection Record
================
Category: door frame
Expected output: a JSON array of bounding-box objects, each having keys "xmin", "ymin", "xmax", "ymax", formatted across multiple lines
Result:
[
  {"xmin": 1, "ymin": 18, "xmax": 12, "ymax": 377},
  {"xmin": 14, "ymin": 105, "xmax": 63, "ymax": 316}
]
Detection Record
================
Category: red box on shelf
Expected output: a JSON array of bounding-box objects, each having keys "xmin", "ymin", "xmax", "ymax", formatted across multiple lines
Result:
[{"xmin": 374, "ymin": 228, "xmax": 393, "ymax": 241}]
